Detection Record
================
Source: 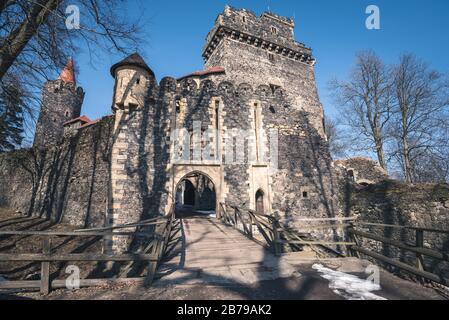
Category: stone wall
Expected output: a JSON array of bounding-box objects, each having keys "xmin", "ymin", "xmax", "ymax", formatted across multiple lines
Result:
[
  {"xmin": 0, "ymin": 117, "xmax": 113, "ymax": 228},
  {"xmin": 344, "ymin": 180, "xmax": 449, "ymax": 279}
]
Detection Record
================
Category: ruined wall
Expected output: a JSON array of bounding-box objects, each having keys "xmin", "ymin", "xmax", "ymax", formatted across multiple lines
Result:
[
  {"xmin": 344, "ymin": 180, "xmax": 449, "ymax": 278},
  {"xmin": 0, "ymin": 117, "xmax": 113, "ymax": 228},
  {"xmin": 334, "ymin": 157, "xmax": 389, "ymax": 185}
]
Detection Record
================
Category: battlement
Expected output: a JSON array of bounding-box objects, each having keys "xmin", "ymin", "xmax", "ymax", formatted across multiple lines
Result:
[
  {"xmin": 43, "ymin": 79, "xmax": 85, "ymax": 97},
  {"xmin": 203, "ymin": 6, "xmax": 313, "ymax": 65}
]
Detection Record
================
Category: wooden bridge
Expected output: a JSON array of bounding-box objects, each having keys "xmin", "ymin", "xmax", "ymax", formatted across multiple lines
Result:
[{"xmin": 0, "ymin": 204, "xmax": 448, "ymax": 300}]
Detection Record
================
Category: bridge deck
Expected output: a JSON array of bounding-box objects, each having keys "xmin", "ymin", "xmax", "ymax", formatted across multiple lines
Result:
[{"xmin": 151, "ymin": 217, "xmax": 445, "ymax": 300}]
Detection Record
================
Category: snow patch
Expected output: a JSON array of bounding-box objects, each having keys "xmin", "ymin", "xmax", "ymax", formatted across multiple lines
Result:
[{"xmin": 312, "ymin": 264, "xmax": 387, "ymax": 300}]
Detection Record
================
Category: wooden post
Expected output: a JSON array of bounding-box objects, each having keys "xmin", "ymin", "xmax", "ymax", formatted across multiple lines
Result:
[
  {"xmin": 272, "ymin": 219, "xmax": 281, "ymax": 256},
  {"xmin": 347, "ymin": 223, "xmax": 360, "ymax": 258},
  {"xmin": 249, "ymin": 214, "xmax": 254, "ymax": 239},
  {"xmin": 40, "ymin": 238, "xmax": 51, "ymax": 295},
  {"xmin": 416, "ymin": 229, "xmax": 425, "ymax": 271},
  {"xmin": 234, "ymin": 208, "xmax": 238, "ymax": 227}
]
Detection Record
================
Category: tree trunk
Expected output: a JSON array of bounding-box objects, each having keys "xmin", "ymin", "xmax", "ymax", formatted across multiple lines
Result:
[
  {"xmin": 375, "ymin": 140, "xmax": 387, "ymax": 171},
  {"xmin": 0, "ymin": 0, "xmax": 60, "ymax": 80},
  {"xmin": 402, "ymin": 137, "xmax": 413, "ymax": 183}
]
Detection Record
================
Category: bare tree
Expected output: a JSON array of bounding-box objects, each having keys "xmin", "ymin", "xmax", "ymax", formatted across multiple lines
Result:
[
  {"xmin": 0, "ymin": 0, "xmax": 146, "ymax": 80},
  {"xmin": 329, "ymin": 50, "xmax": 392, "ymax": 171},
  {"xmin": 0, "ymin": 0, "xmax": 147, "ymax": 145},
  {"xmin": 389, "ymin": 54, "xmax": 449, "ymax": 183},
  {"xmin": 324, "ymin": 116, "xmax": 348, "ymax": 159}
]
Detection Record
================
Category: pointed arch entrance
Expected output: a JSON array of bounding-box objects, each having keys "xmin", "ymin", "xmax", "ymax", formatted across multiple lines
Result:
[{"xmin": 175, "ymin": 171, "xmax": 217, "ymax": 218}]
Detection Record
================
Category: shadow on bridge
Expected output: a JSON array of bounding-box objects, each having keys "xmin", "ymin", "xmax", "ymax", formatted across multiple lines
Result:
[{"xmin": 153, "ymin": 216, "xmax": 342, "ymax": 300}]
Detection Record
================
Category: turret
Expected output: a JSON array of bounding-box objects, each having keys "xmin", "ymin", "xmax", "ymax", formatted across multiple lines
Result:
[
  {"xmin": 110, "ymin": 53, "xmax": 155, "ymax": 112},
  {"xmin": 33, "ymin": 58, "xmax": 85, "ymax": 148}
]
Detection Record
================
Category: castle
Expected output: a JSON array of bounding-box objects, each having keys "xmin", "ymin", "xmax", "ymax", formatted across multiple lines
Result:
[{"xmin": 1, "ymin": 7, "xmax": 342, "ymax": 251}]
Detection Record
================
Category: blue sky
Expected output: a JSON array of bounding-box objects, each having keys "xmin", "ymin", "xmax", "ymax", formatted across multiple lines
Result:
[{"xmin": 74, "ymin": 0, "xmax": 449, "ymax": 121}]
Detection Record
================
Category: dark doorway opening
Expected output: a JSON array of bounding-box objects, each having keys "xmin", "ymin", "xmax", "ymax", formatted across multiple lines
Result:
[
  {"xmin": 175, "ymin": 172, "xmax": 216, "ymax": 219},
  {"xmin": 255, "ymin": 189, "xmax": 264, "ymax": 214},
  {"xmin": 183, "ymin": 180, "xmax": 195, "ymax": 206}
]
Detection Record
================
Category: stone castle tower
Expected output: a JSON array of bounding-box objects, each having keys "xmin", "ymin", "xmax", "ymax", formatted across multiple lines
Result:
[
  {"xmin": 104, "ymin": 6, "xmax": 338, "ymax": 251},
  {"xmin": 33, "ymin": 58, "xmax": 85, "ymax": 147},
  {"xmin": 25, "ymin": 7, "xmax": 340, "ymax": 252},
  {"xmin": 203, "ymin": 7, "xmax": 325, "ymax": 135}
]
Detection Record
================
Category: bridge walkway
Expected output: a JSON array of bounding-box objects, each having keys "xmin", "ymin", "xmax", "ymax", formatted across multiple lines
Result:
[{"xmin": 153, "ymin": 217, "xmax": 445, "ymax": 300}]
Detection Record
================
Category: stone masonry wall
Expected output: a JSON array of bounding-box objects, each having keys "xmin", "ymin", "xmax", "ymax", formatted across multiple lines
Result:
[
  {"xmin": 343, "ymin": 180, "xmax": 449, "ymax": 279},
  {"xmin": 0, "ymin": 117, "xmax": 113, "ymax": 228}
]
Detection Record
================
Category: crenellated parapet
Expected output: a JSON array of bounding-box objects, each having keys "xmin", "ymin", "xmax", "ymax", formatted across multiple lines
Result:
[{"xmin": 203, "ymin": 6, "xmax": 314, "ymax": 65}]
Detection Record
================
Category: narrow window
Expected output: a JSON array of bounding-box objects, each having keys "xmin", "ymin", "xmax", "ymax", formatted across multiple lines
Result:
[
  {"xmin": 242, "ymin": 16, "xmax": 246, "ymax": 23},
  {"xmin": 271, "ymin": 26, "xmax": 277, "ymax": 34},
  {"xmin": 269, "ymin": 84, "xmax": 280, "ymax": 95},
  {"xmin": 254, "ymin": 103, "xmax": 260, "ymax": 162},
  {"xmin": 268, "ymin": 53, "xmax": 275, "ymax": 62},
  {"xmin": 269, "ymin": 106, "xmax": 276, "ymax": 114},
  {"xmin": 348, "ymin": 170, "xmax": 355, "ymax": 181},
  {"xmin": 215, "ymin": 100, "xmax": 220, "ymax": 160},
  {"xmin": 136, "ymin": 77, "xmax": 140, "ymax": 85},
  {"xmin": 302, "ymin": 191, "xmax": 308, "ymax": 198},
  {"xmin": 215, "ymin": 100, "xmax": 220, "ymax": 130}
]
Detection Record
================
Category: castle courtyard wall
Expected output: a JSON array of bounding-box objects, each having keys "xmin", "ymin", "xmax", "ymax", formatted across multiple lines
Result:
[{"xmin": 0, "ymin": 117, "xmax": 114, "ymax": 228}]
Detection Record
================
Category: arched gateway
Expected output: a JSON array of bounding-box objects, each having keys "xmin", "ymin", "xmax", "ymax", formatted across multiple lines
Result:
[{"xmin": 174, "ymin": 171, "xmax": 218, "ymax": 218}]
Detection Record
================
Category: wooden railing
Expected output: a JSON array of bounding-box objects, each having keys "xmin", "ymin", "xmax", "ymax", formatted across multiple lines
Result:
[
  {"xmin": 0, "ymin": 207, "xmax": 177, "ymax": 294},
  {"xmin": 219, "ymin": 203, "xmax": 281, "ymax": 254},
  {"xmin": 219, "ymin": 203, "xmax": 356, "ymax": 256},
  {"xmin": 219, "ymin": 203, "xmax": 449, "ymax": 287},
  {"xmin": 348, "ymin": 222, "xmax": 449, "ymax": 286}
]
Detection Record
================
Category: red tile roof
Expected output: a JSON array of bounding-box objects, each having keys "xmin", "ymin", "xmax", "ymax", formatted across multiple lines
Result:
[
  {"xmin": 178, "ymin": 66, "xmax": 225, "ymax": 80},
  {"xmin": 63, "ymin": 115, "xmax": 91, "ymax": 126},
  {"xmin": 79, "ymin": 119, "xmax": 100, "ymax": 129}
]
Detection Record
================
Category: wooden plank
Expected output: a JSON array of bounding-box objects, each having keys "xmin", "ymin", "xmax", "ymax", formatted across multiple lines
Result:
[
  {"xmin": 51, "ymin": 278, "xmax": 146, "ymax": 289},
  {"xmin": 286, "ymin": 216, "xmax": 358, "ymax": 222},
  {"xmin": 0, "ymin": 231, "xmax": 153, "ymax": 237},
  {"xmin": 74, "ymin": 217, "xmax": 163, "ymax": 231},
  {"xmin": 74, "ymin": 220, "xmax": 166, "ymax": 233},
  {"xmin": 272, "ymin": 220, "xmax": 281, "ymax": 256},
  {"xmin": 0, "ymin": 280, "xmax": 41, "ymax": 289},
  {"xmin": 349, "ymin": 228, "xmax": 449, "ymax": 262},
  {"xmin": 358, "ymin": 222, "xmax": 449, "ymax": 235},
  {"xmin": 235, "ymin": 209, "xmax": 252, "ymax": 236},
  {"xmin": 277, "ymin": 240, "xmax": 356, "ymax": 246},
  {"xmin": 293, "ymin": 224, "xmax": 351, "ymax": 231},
  {"xmin": 352, "ymin": 245, "xmax": 448, "ymax": 286},
  {"xmin": 40, "ymin": 238, "xmax": 51, "ymax": 295},
  {"xmin": 0, "ymin": 253, "xmax": 158, "ymax": 262},
  {"xmin": 252, "ymin": 216, "xmax": 273, "ymax": 244}
]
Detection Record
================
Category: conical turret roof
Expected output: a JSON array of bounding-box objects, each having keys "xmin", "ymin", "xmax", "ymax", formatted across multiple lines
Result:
[
  {"xmin": 58, "ymin": 58, "xmax": 76, "ymax": 84},
  {"xmin": 110, "ymin": 53, "xmax": 154, "ymax": 78}
]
